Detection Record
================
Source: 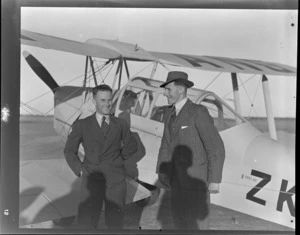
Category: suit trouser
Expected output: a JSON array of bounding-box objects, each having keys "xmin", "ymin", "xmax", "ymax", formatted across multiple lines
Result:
[
  {"xmin": 170, "ymin": 172, "xmax": 210, "ymax": 230},
  {"xmin": 77, "ymin": 172, "xmax": 126, "ymax": 229}
]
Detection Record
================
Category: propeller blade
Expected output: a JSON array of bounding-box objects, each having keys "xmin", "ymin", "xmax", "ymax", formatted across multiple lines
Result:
[{"xmin": 23, "ymin": 50, "xmax": 59, "ymax": 92}]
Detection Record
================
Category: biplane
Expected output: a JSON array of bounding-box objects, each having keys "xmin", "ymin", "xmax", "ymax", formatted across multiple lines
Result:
[{"xmin": 20, "ymin": 29, "xmax": 296, "ymax": 229}]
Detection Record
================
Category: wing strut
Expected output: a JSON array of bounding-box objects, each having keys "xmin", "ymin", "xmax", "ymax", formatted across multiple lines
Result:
[
  {"xmin": 88, "ymin": 56, "xmax": 98, "ymax": 86},
  {"xmin": 118, "ymin": 58, "xmax": 124, "ymax": 90},
  {"xmin": 231, "ymin": 73, "xmax": 242, "ymax": 125},
  {"xmin": 262, "ymin": 75, "xmax": 277, "ymax": 140},
  {"xmin": 124, "ymin": 59, "xmax": 130, "ymax": 80},
  {"xmin": 83, "ymin": 56, "xmax": 89, "ymax": 88},
  {"xmin": 150, "ymin": 62, "xmax": 158, "ymax": 79},
  {"xmin": 112, "ymin": 58, "xmax": 123, "ymax": 91},
  {"xmin": 82, "ymin": 56, "xmax": 89, "ymax": 104}
]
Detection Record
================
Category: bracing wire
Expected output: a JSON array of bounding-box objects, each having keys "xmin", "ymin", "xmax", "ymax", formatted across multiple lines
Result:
[
  {"xmin": 21, "ymin": 101, "xmax": 47, "ymax": 116},
  {"xmin": 90, "ymin": 58, "xmax": 114, "ymax": 84},
  {"xmin": 237, "ymin": 74, "xmax": 259, "ymax": 117},
  {"xmin": 218, "ymin": 73, "xmax": 259, "ymax": 117},
  {"xmin": 21, "ymin": 72, "xmax": 88, "ymax": 108},
  {"xmin": 21, "ymin": 59, "xmax": 113, "ymax": 116},
  {"xmin": 204, "ymin": 72, "xmax": 222, "ymax": 90},
  {"xmin": 238, "ymin": 75, "xmax": 254, "ymax": 116},
  {"xmin": 248, "ymin": 78, "xmax": 262, "ymax": 117},
  {"xmin": 20, "ymin": 105, "xmax": 45, "ymax": 121},
  {"xmin": 43, "ymin": 73, "xmax": 98, "ymax": 116},
  {"xmin": 119, "ymin": 62, "xmax": 154, "ymax": 88},
  {"xmin": 22, "ymin": 59, "xmax": 116, "ymax": 135},
  {"xmin": 221, "ymin": 74, "xmax": 257, "ymax": 100}
]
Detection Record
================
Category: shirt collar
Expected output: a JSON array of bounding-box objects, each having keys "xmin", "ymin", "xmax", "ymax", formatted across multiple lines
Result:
[
  {"xmin": 174, "ymin": 97, "xmax": 188, "ymax": 114},
  {"xmin": 96, "ymin": 112, "xmax": 110, "ymax": 124}
]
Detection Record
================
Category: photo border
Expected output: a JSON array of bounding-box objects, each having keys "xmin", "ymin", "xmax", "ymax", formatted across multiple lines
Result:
[{"xmin": 1, "ymin": 0, "xmax": 298, "ymax": 234}]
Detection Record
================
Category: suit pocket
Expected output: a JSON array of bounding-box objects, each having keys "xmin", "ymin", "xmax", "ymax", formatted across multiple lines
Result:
[{"xmin": 180, "ymin": 126, "xmax": 189, "ymax": 130}]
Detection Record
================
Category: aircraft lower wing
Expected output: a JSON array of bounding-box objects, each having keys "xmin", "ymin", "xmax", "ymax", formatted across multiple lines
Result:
[{"xmin": 19, "ymin": 159, "xmax": 151, "ymax": 227}]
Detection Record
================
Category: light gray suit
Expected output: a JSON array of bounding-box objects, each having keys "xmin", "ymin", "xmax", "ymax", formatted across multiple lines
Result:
[{"xmin": 156, "ymin": 99, "xmax": 225, "ymax": 229}]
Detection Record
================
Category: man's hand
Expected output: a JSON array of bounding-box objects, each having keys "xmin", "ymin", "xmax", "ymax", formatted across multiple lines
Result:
[
  {"xmin": 208, "ymin": 183, "xmax": 220, "ymax": 194},
  {"xmin": 158, "ymin": 173, "xmax": 170, "ymax": 189},
  {"xmin": 79, "ymin": 170, "xmax": 83, "ymax": 177}
]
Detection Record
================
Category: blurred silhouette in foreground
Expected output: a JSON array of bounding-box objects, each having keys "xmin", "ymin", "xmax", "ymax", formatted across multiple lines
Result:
[{"xmin": 158, "ymin": 145, "xmax": 209, "ymax": 229}]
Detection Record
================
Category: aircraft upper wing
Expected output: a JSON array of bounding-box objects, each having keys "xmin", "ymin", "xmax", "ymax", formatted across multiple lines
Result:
[
  {"xmin": 21, "ymin": 29, "xmax": 296, "ymax": 76},
  {"xmin": 21, "ymin": 29, "xmax": 156, "ymax": 61},
  {"xmin": 151, "ymin": 52, "xmax": 296, "ymax": 76}
]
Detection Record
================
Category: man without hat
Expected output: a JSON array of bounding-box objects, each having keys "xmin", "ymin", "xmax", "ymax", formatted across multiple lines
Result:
[
  {"xmin": 156, "ymin": 71, "xmax": 225, "ymax": 229},
  {"xmin": 64, "ymin": 84, "xmax": 137, "ymax": 229}
]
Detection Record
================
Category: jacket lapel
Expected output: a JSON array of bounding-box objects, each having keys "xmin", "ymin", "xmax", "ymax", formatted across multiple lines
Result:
[
  {"xmin": 164, "ymin": 106, "xmax": 173, "ymax": 145},
  {"xmin": 172, "ymin": 99, "xmax": 194, "ymax": 137},
  {"xmin": 101, "ymin": 116, "xmax": 119, "ymax": 155},
  {"xmin": 88, "ymin": 113, "xmax": 106, "ymax": 143}
]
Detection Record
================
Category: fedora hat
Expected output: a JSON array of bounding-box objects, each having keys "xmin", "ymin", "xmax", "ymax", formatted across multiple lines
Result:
[{"xmin": 160, "ymin": 71, "xmax": 194, "ymax": 88}]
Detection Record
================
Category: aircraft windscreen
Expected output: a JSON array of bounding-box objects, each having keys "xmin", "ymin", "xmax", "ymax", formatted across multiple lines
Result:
[
  {"xmin": 118, "ymin": 85, "xmax": 245, "ymax": 133},
  {"xmin": 199, "ymin": 94, "xmax": 245, "ymax": 131},
  {"xmin": 149, "ymin": 93, "xmax": 245, "ymax": 132}
]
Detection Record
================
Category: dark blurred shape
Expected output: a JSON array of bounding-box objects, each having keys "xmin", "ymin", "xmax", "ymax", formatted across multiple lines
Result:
[
  {"xmin": 119, "ymin": 90, "xmax": 137, "ymax": 113},
  {"xmin": 158, "ymin": 145, "xmax": 209, "ymax": 230}
]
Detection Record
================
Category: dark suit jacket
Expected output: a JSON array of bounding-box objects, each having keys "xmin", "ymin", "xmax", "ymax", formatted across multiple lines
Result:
[
  {"xmin": 156, "ymin": 99, "xmax": 225, "ymax": 189},
  {"xmin": 64, "ymin": 113, "xmax": 137, "ymax": 186}
]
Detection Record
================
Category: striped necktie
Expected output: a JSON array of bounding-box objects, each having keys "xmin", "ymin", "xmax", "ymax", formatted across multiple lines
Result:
[
  {"xmin": 171, "ymin": 105, "xmax": 177, "ymax": 121},
  {"xmin": 101, "ymin": 116, "xmax": 109, "ymax": 137},
  {"xmin": 168, "ymin": 105, "xmax": 176, "ymax": 136}
]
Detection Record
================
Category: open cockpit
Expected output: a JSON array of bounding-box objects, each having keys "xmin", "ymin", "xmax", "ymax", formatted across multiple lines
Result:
[{"xmin": 113, "ymin": 77, "xmax": 247, "ymax": 133}]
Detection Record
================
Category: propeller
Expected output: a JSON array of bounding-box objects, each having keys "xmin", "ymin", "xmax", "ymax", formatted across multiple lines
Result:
[{"xmin": 23, "ymin": 50, "xmax": 59, "ymax": 92}]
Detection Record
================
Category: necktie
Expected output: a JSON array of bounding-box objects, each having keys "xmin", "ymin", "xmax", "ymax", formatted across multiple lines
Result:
[
  {"xmin": 168, "ymin": 105, "xmax": 176, "ymax": 136},
  {"xmin": 171, "ymin": 105, "xmax": 177, "ymax": 122},
  {"xmin": 101, "ymin": 116, "xmax": 109, "ymax": 137}
]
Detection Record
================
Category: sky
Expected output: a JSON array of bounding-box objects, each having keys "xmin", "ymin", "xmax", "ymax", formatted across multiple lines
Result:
[{"xmin": 20, "ymin": 7, "xmax": 297, "ymax": 117}]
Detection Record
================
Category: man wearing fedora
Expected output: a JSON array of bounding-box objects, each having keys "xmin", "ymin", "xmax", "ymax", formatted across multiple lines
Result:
[{"xmin": 156, "ymin": 71, "xmax": 225, "ymax": 230}]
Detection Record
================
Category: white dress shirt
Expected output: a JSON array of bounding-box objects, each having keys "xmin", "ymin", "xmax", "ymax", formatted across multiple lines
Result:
[
  {"xmin": 174, "ymin": 97, "xmax": 188, "ymax": 116},
  {"xmin": 95, "ymin": 112, "xmax": 110, "ymax": 127}
]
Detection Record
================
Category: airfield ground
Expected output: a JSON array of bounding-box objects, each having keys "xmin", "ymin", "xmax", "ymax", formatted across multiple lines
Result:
[{"xmin": 19, "ymin": 115, "xmax": 295, "ymax": 231}]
